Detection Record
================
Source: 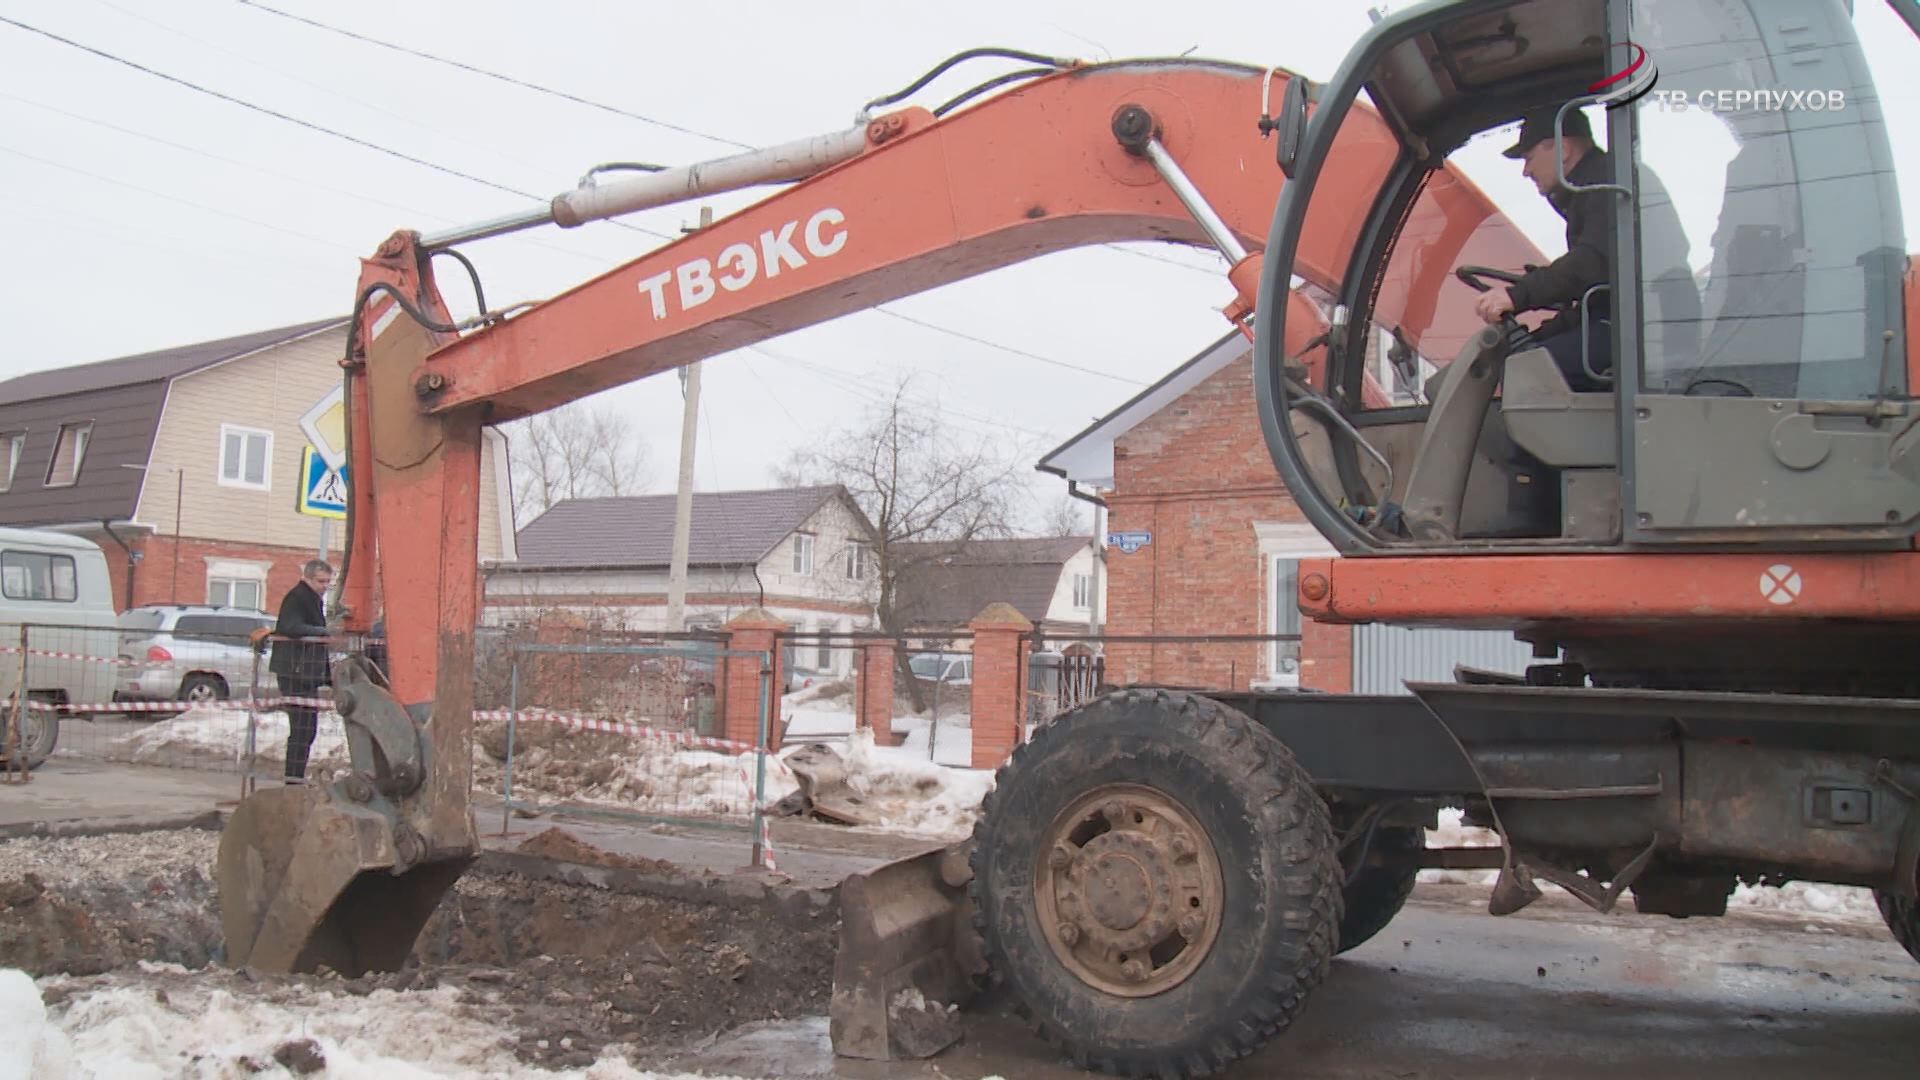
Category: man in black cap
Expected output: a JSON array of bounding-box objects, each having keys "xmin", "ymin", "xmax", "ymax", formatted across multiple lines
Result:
[{"xmin": 1472, "ymin": 104, "xmax": 1615, "ymax": 390}]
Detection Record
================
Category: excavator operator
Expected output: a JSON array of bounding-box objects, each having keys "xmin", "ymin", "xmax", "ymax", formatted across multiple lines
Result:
[{"xmin": 1472, "ymin": 105, "xmax": 1615, "ymax": 391}]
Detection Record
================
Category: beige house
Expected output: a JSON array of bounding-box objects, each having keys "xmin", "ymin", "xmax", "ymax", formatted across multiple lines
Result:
[
  {"xmin": 484, "ymin": 486, "xmax": 880, "ymax": 676},
  {"xmin": 0, "ymin": 319, "xmax": 513, "ymax": 612}
]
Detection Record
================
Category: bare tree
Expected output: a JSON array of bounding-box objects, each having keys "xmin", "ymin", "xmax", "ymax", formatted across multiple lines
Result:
[
  {"xmin": 1037, "ymin": 492, "xmax": 1092, "ymax": 538},
  {"xmin": 779, "ymin": 379, "xmax": 1026, "ymax": 710},
  {"xmin": 506, "ymin": 403, "xmax": 654, "ymax": 524}
]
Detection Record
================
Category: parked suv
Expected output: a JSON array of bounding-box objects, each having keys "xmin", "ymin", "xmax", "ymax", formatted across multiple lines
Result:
[{"xmin": 117, "ymin": 605, "xmax": 277, "ymax": 707}]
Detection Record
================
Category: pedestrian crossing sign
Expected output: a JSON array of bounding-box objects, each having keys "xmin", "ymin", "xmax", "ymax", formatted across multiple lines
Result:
[{"xmin": 298, "ymin": 445, "xmax": 348, "ymax": 519}]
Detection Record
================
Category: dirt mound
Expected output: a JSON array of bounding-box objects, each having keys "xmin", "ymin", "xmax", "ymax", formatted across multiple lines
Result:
[
  {"xmin": 4, "ymin": 828, "xmax": 837, "ymax": 1069},
  {"xmin": 513, "ymin": 826, "xmax": 682, "ymax": 876}
]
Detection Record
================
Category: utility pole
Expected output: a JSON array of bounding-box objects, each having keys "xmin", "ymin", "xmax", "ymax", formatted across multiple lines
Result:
[{"xmin": 665, "ymin": 206, "xmax": 712, "ymax": 633}]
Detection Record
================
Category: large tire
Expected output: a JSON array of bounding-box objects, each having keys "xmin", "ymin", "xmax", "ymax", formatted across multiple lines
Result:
[
  {"xmin": 1335, "ymin": 825, "xmax": 1422, "ymax": 955},
  {"xmin": 970, "ymin": 689, "xmax": 1341, "ymax": 1079},
  {"xmin": 1877, "ymin": 887, "xmax": 1920, "ymax": 965},
  {"xmin": 3, "ymin": 697, "xmax": 59, "ymax": 771}
]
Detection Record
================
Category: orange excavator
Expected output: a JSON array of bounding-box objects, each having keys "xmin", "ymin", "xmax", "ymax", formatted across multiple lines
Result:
[{"xmin": 218, "ymin": 1, "xmax": 1920, "ymax": 1076}]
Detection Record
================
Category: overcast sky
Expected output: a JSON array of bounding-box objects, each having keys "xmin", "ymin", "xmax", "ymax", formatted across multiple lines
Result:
[{"xmin": 4, "ymin": 0, "xmax": 1918, "ymax": 532}]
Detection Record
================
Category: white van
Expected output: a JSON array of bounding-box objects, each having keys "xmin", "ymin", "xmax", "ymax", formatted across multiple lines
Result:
[{"xmin": 0, "ymin": 527, "xmax": 119, "ymax": 768}]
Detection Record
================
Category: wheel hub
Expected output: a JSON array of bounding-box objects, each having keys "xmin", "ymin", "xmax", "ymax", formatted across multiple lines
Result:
[{"xmin": 1035, "ymin": 784, "xmax": 1224, "ymax": 998}]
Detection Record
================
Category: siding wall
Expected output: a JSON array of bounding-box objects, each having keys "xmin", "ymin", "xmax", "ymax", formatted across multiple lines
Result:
[
  {"xmin": 138, "ymin": 326, "xmax": 507, "ymax": 560},
  {"xmin": 1351, "ymin": 624, "xmax": 1536, "ymax": 694}
]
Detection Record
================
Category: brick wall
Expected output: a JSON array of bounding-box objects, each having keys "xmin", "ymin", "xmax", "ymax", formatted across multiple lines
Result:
[
  {"xmin": 72, "ymin": 529, "xmax": 333, "ymax": 615},
  {"xmin": 1104, "ymin": 357, "xmax": 1353, "ymax": 694}
]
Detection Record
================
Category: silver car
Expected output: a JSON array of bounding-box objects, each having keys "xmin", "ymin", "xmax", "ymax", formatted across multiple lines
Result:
[{"xmin": 116, "ymin": 605, "xmax": 276, "ymax": 707}]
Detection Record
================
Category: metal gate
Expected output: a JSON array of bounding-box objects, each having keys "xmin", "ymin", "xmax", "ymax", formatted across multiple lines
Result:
[{"xmin": 1351, "ymin": 625, "xmax": 1534, "ymax": 695}]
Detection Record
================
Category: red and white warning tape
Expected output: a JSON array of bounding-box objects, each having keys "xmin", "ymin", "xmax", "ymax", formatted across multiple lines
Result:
[
  {"xmin": 0, "ymin": 645, "xmax": 164, "ymax": 668},
  {"xmin": 21, "ymin": 694, "xmax": 787, "ymax": 871}
]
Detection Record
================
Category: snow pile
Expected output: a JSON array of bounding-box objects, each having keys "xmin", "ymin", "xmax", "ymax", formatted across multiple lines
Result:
[
  {"xmin": 117, "ymin": 708, "xmax": 348, "ymax": 771},
  {"xmin": 483, "ymin": 733, "xmax": 799, "ymax": 821},
  {"xmin": 1728, "ymin": 881, "xmax": 1883, "ymax": 925},
  {"xmin": 780, "ymin": 701, "xmax": 974, "ymax": 768},
  {"xmin": 818, "ymin": 727, "xmax": 995, "ymax": 839},
  {"xmin": 1417, "ymin": 806, "xmax": 1502, "ymax": 885},
  {"xmin": 3, "ymin": 968, "xmax": 769, "ymax": 1079},
  {"xmin": 0, "ymin": 969, "xmax": 75, "ymax": 1080}
]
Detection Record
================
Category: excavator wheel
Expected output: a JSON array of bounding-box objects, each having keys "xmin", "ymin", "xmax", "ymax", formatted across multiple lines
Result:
[
  {"xmin": 1334, "ymin": 824, "xmax": 1423, "ymax": 955},
  {"xmin": 970, "ymin": 688, "xmax": 1341, "ymax": 1079},
  {"xmin": 1876, "ymin": 877, "xmax": 1920, "ymax": 965}
]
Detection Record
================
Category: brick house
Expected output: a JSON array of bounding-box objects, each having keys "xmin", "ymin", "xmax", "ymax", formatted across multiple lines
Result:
[
  {"xmin": 893, "ymin": 536, "xmax": 1103, "ymax": 640},
  {"xmin": 483, "ymin": 485, "xmax": 881, "ymax": 676},
  {"xmin": 1041, "ymin": 332, "xmax": 1348, "ymax": 692},
  {"xmin": 0, "ymin": 320, "xmax": 515, "ymax": 613},
  {"xmin": 1041, "ymin": 330, "xmax": 1533, "ymax": 695}
]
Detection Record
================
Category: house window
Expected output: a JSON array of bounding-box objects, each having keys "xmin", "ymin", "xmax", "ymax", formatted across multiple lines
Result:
[
  {"xmin": 219, "ymin": 425, "xmax": 272, "ymax": 490},
  {"xmin": 43, "ymin": 422, "xmax": 92, "ymax": 488},
  {"xmin": 206, "ymin": 558, "xmax": 270, "ymax": 612},
  {"xmin": 792, "ymin": 532, "xmax": 815, "ymax": 575},
  {"xmin": 1270, "ymin": 557, "xmax": 1304, "ymax": 683},
  {"xmin": 0, "ymin": 550, "xmax": 77, "ymax": 602},
  {"xmin": 1072, "ymin": 572, "xmax": 1093, "ymax": 609},
  {"xmin": 0, "ymin": 431, "xmax": 23, "ymax": 492},
  {"xmin": 208, "ymin": 577, "xmax": 264, "ymax": 611},
  {"xmin": 817, "ymin": 631, "xmax": 833, "ymax": 671},
  {"xmin": 844, "ymin": 542, "xmax": 869, "ymax": 581}
]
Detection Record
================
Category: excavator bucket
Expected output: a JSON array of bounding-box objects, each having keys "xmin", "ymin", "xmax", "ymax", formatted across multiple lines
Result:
[
  {"xmin": 218, "ymin": 657, "xmax": 476, "ymax": 975},
  {"xmin": 830, "ymin": 840, "xmax": 983, "ymax": 1060},
  {"xmin": 217, "ymin": 784, "xmax": 473, "ymax": 974}
]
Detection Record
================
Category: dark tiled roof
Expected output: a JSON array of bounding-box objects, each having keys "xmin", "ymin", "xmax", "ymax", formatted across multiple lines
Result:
[
  {"xmin": 511, "ymin": 486, "xmax": 852, "ymax": 568},
  {"xmin": 894, "ymin": 536, "xmax": 1091, "ymax": 628},
  {"xmin": 0, "ymin": 318, "xmax": 347, "ymax": 527},
  {"xmin": 0, "ymin": 318, "xmax": 346, "ymax": 405}
]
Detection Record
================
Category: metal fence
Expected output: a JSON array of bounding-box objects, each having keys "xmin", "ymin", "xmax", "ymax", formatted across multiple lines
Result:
[
  {"xmin": 492, "ymin": 638, "xmax": 778, "ymax": 870},
  {"xmin": 775, "ymin": 631, "xmax": 972, "ymax": 765},
  {"xmin": 2, "ymin": 619, "xmax": 379, "ymax": 790},
  {"xmin": 1021, "ymin": 631, "xmax": 1311, "ymax": 726}
]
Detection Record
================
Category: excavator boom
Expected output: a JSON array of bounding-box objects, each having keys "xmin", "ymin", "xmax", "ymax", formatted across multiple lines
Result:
[{"xmin": 215, "ymin": 54, "xmax": 1535, "ymax": 1019}]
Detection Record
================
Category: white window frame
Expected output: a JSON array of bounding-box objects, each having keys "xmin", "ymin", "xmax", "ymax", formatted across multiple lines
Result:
[
  {"xmin": 205, "ymin": 557, "xmax": 271, "ymax": 612},
  {"xmin": 844, "ymin": 541, "xmax": 869, "ymax": 581},
  {"xmin": 218, "ymin": 423, "xmax": 274, "ymax": 491},
  {"xmin": 1253, "ymin": 522, "xmax": 1338, "ymax": 688},
  {"xmin": 792, "ymin": 532, "xmax": 815, "ymax": 575},
  {"xmin": 0, "ymin": 430, "xmax": 23, "ymax": 492},
  {"xmin": 1072, "ymin": 572, "xmax": 1093, "ymax": 609},
  {"xmin": 43, "ymin": 421, "xmax": 92, "ymax": 488}
]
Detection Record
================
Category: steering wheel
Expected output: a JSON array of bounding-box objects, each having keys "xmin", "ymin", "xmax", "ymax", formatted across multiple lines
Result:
[{"xmin": 1454, "ymin": 265, "xmax": 1526, "ymax": 294}]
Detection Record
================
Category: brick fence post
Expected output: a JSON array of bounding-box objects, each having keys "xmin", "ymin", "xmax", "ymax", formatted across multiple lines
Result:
[
  {"xmin": 969, "ymin": 602, "xmax": 1032, "ymax": 770},
  {"xmin": 722, "ymin": 608, "xmax": 786, "ymax": 751},
  {"xmin": 859, "ymin": 640, "xmax": 900, "ymax": 746}
]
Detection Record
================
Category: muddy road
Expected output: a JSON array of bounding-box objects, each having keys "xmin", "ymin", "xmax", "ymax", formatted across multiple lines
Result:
[{"xmin": 3, "ymin": 825, "xmax": 1917, "ymax": 1078}]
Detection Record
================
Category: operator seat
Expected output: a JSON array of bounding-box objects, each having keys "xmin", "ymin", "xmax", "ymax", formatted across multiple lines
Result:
[{"xmin": 1500, "ymin": 348, "xmax": 1617, "ymax": 468}]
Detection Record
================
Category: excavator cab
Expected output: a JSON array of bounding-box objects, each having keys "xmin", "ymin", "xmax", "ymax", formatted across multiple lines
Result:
[{"xmin": 1258, "ymin": 0, "xmax": 1917, "ymax": 555}]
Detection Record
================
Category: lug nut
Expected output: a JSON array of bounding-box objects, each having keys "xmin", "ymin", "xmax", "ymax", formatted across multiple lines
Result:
[
  {"xmin": 1178, "ymin": 913, "xmax": 1205, "ymax": 940},
  {"xmin": 1102, "ymin": 800, "xmax": 1125, "ymax": 821},
  {"xmin": 1120, "ymin": 959, "xmax": 1148, "ymax": 982},
  {"xmin": 1049, "ymin": 846, "xmax": 1073, "ymax": 871},
  {"xmin": 1057, "ymin": 922, "xmax": 1081, "ymax": 946},
  {"xmin": 1169, "ymin": 833, "xmax": 1196, "ymax": 863}
]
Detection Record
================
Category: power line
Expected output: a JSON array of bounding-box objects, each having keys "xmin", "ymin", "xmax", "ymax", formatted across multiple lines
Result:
[
  {"xmin": 873, "ymin": 309, "xmax": 1143, "ymax": 386},
  {"xmin": 212, "ymin": 5, "xmax": 1189, "ymax": 384},
  {"xmin": 0, "ymin": 15, "xmax": 537, "ymax": 203},
  {"xmin": 0, "ymin": 14, "xmax": 677, "ymax": 243},
  {"xmin": 0, "ymin": 143, "xmax": 366, "ymax": 254},
  {"xmin": 233, "ymin": 0, "xmax": 756, "ymax": 151}
]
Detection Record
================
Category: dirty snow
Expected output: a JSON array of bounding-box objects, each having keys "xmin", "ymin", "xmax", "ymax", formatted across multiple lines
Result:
[
  {"xmin": 0, "ymin": 968, "xmax": 772, "ymax": 1079},
  {"xmin": 780, "ymin": 703, "xmax": 974, "ymax": 768},
  {"xmin": 786, "ymin": 728, "xmax": 994, "ymax": 840},
  {"xmin": 116, "ymin": 708, "xmax": 349, "ymax": 772}
]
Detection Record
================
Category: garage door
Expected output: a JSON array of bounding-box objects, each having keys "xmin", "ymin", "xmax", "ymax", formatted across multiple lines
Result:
[{"xmin": 1352, "ymin": 624, "xmax": 1536, "ymax": 695}]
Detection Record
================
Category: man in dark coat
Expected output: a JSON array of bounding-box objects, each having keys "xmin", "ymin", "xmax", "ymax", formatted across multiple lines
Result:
[
  {"xmin": 270, "ymin": 559, "xmax": 333, "ymax": 782},
  {"xmin": 1474, "ymin": 105, "xmax": 1615, "ymax": 390}
]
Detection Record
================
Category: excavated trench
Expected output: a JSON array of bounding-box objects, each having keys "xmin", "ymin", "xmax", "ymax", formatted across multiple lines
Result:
[{"xmin": 0, "ymin": 823, "xmax": 839, "ymax": 1070}]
